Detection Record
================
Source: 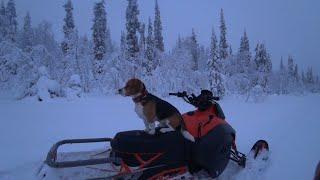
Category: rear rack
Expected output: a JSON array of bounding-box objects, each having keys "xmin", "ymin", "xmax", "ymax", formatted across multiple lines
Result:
[{"xmin": 45, "ymin": 138, "xmax": 121, "ymax": 168}]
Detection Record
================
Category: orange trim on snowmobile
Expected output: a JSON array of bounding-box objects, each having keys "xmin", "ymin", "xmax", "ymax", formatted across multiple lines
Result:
[
  {"xmin": 112, "ymin": 151, "xmax": 164, "ymax": 176},
  {"xmin": 119, "ymin": 160, "xmax": 132, "ymax": 173},
  {"xmin": 182, "ymin": 105, "xmax": 227, "ymax": 138},
  {"xmin": 134, "ymin": 153, "xmax": 164, "ymax": 169},
  {"xmin": 149, "ymin": 166, "xmax": 188, "ymax": 180}
]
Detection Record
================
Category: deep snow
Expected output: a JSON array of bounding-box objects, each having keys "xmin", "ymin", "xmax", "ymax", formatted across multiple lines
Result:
[{"xmin": 0, "ymin": 94, "xmax": 319, "ymax": 179}]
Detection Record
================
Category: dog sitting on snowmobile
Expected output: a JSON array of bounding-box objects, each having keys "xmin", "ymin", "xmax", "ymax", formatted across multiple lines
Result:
[
  {"xmin": 44, "ymin": 90, "xmax": 269, "ymax": 180},
  {"xmin": 111, "ymin": 90, "xmax": 237, "ymax": 178}
]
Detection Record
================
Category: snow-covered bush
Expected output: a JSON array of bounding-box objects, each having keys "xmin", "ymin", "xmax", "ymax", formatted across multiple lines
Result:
[
  {"xmin": 36, "ymin": 66, "xmax": 62, "ymax": 101},
  {"xmin": 30, "ymin": 45, "xmax": 57, "ymax": 79},
  {"xmin": 63, "ymin": 74, "xmax": 82, "ymax": 100},
  {"xmin": 0, "ymin": 41, "xmax": 38, "ymax": 99},
  {"xmin": 246, "ymin": 85, "xmax": 266, "ymax": 102}
]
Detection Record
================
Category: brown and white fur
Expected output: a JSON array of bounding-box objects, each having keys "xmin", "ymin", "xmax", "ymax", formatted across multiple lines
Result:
[{"xmin": 118, "ymin": 78, "xmax": 194, "ymax": 142}]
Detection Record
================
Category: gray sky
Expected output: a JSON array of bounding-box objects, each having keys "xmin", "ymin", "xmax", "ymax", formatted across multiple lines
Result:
[{"xmin": 15, "ymin": 0, "xmax": 320, "ymax": 73}]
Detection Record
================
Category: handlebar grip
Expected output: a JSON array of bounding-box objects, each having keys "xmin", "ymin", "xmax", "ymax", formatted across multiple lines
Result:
[
  {"xmin": 169, "ymin": 92, "xmax": 187, "ymax": 97},
  {"xmin": 169, "ymin": 93, "xmax": 178, "ymax": 96},
  {"xmin": 212, "ymin": 96, "xmax": 220, "ymax": 101}
]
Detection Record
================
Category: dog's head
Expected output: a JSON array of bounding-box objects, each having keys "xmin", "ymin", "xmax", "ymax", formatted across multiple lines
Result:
[{"xmin": 118, "ymin": 78, "xmax": 146, "ymax": 97}]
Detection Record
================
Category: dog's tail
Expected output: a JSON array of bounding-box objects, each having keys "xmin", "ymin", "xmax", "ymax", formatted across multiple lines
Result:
[{"xmin": 181, "ymin": 129, "xmax": 195, "ymax": 142}]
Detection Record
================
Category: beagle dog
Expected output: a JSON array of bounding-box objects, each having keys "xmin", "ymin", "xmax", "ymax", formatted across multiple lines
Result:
[{"xmin": 118, "ymin": 78, "xmax": 194, "ymax": 142}]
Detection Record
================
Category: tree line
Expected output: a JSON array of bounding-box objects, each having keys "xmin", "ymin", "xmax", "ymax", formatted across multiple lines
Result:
[{"xmin": 0, "ymin": 0, "xmax": 319, "ymax": 100}]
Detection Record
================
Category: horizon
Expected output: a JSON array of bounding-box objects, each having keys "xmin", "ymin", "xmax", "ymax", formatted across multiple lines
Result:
[{"xmin": 13, "ymin": 0, "xmax": 320, "ymax": 74}]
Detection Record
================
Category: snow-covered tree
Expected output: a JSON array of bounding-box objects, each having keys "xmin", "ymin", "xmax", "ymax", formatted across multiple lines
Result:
[
  {"xmin": 287, "ymin": 55, "xmax": 294, "ymax": 77},
  {"xmin": 21, "ymin": 12, "xmax": 33, "ymax": 52},
  {"xmin": 219, "ymin": 9, "xmax": 228, "ymax": 60},
  {"xmin": 92, "ymin": 0, "xmax": 107, "ymax": 77},
  {"xmin": 280, "ymin": 57, "xmax": 285, "ymax": 72},
  {"xmin": 207, "ymin": 27, "xmax": 225, "ymax": 97},
  {"xmin": 139, "ymin": 23, "xmax": 145, "ymax": 58},
  {"xmin": 5, "ymin": 0, "xmax": 17, "ymax": 42},
  {"xmin": 33, "ymin": 21, "xmax": 59, "ymax": 54},
  {"xmin": 209, "ymin": 28, "xmax": 219, "ymax": 69},
  {"xmin": 61, "ymin": 0, "xmax": 76, "ymax": 55},
  {"xmin": 277, "ymin": 57, "xmax": 288, "ymax": 94},
  {"xmin": 301, "ymin": 70, "xmax": 305, "ymax": 84},
  {"xmin": 190, "ymin": 29, "xmax": 199, "ymax": 71},
  {"xmin": 120, "ymin": 31, "xmax": 126, "ymax": 59},
  {"xmin": 145, "ymin": 18, "xmax": 154, "ymax": 75},
  {"xmin": 224, "ymin": 30, "xmax": 252, "ymax": 95},
  {"xmin": 238, "ymin": 30, "xmax": 251, "ymax": 73},
  {"xmin": 253, "ymin": 43, "xmax": 272, "ymax": 92},
  {"xmin": 153, "ymin": 0, "xmax": 164, "ymax": 52},
  {"xmin": 0, "ymin": 1, "xmax": 6, "ymax": 41},
  {"xmin": 254, "ymin": 43, "xmax": 272, "ymax": 73},
  {"xmin": 125, "ymin": 0, "xmax": 140, "ymax": 61},
  {"xmin": 75, "ymin": 35, "xmax": 92, "ymax": 93},
  {"xmin": 105, "ymin": 27, "xmax": 113, "ymax": 55},
  {"xmin": 306, "ymin": 67, "xmax": 314, "ymax": 84},
  {"xmin": 229, "ymin": 46, "xmax": 233, "ymax": 56},
  {"xmin": 294, "ymin": 64, "xmax": 299, "ymax": 81}
]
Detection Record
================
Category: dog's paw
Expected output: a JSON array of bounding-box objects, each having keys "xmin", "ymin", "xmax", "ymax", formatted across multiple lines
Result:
[
  {"xmin": 159, "ymin": 127, "xmax": 174, "ymax": 133},
  {"xmin": 146, "ymin": 129, "xmax": 156, "ymax": 135}
]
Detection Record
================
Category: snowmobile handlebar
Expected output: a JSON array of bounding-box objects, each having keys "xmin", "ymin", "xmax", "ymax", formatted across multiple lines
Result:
[
  {"xmin": 45, "ymin": 138, "xmax": 121, "ymax": 168},
  {"xmin": 169, "ymin": 91, "xmax": 220, "ymax": 101},
  {"xmin": 169, "ymin": 91, "xmax": 188, "ymax": 97},
  {"xmin": 169, "ymin": 90, "xmax": 220, "ymax": 110}
]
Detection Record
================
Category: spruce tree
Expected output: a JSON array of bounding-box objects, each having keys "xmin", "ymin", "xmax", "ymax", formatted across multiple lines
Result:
[
  {"xmin": 61, "ymin": 0, "xmax": 75, "ymax": 55},
  {"xmin": 212, "ymin": 72, "xmax": 225, "ymax": 97},
  {"xmin": 294, "ymin": 64, "xmax": 299, "ymax": 81},
  {"xmin": 254, "ymin": 43, "xmax": 272, "ymax": 73},
  {"xmin": 120, "ymin": 31, "xmax": 126, "ymax": 58},
  {"xmin": 280, "ymin": 56, "xmax": 285, "ymax": 71},
  {"xmin": 219, "ymin": 9, "xmax": 228, "ymax": 60},
  {"xmin": 190, "ymin": 29, "xmax": 199, "ymax": 71},
  {"xmin": 92, "ymin": 0, "xmax": 107, "ymax": 76},
  {"xmin": 177, "ymin": 35, "xmax": 182, "ymax": 49},
  {"xmin": 145, "ymin": 18, "xmax": 154, "ymax": 75},
  {"xmin": 239, "ymin": 31, "xmax": 250, "ymax": 66},
  {"xmin": 306, "ymin": 67, "xmax": 314, "ymax": 84},
  {"xmin": 301, "ymin": 70, "xmax": 305, "ymax": 84},
  {"xmin": 139, "ymin": 23, "xmax": 145, "ymax": 56},
  {"xmin": 92, "ymin": 0, "xmax": 107, "ymax": 80},
  {"xmin": 106, "ymin": 27, "xmax": 113, "ymax": 54},
  {"xmin": 208, "ymin": 27, "xmax": 219, "ymax": 72},
  {"xmin": 125, "ymin": 0, "xmax": 140, "ymax": 61},
  {"xmin": 153, "ymin": 0, "xmax": 164, "ymax": 52},
  {"xmin": 253, "ymin": 43, "xmax": 272, "ymax": 92},
  {"xmin": 0, "ymin": 1, "xmax": 6, "ymax": 41},
  {"xmin": 287, "ymin": 55, "xmax": 294, "ymax": 76},
  {"xmin": 208, "ymin": 27, "xmax": 225, "ymax": 97},
  {"xmin": 229, "ymin": 46, "xmax": 233, "ymax": 56},
  {"xmin": 278, "ymin": 57, "xmax": 286, "ymax": 94},
  {"xmin": 5, "ymin": 0, "xmax": 17, "ymax": 42},
  {"xmin": 21, "ymin": 12, "xmax": 33, "ymax": 52}
]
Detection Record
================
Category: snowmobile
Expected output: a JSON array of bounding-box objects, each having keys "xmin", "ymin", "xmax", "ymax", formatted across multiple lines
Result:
[{"xmin": 40, "ymin": 90, "xmax": 269, "ymax": 180}]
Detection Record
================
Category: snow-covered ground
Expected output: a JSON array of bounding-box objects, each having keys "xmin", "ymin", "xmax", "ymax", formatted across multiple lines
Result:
[{"xmin": 0, "ymin": 94, "xmax": 319, "ymax": 179}]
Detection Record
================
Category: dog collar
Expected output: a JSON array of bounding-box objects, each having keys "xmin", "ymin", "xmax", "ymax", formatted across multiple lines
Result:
[{"xmin": 132, "ymin": 90, "xmax": 148, "ymax": 104}]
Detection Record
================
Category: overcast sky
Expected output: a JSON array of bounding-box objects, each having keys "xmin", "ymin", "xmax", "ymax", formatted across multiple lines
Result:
[{"xmin": 14, "ymin": 0, "xmax": 320, "ymax": 73}]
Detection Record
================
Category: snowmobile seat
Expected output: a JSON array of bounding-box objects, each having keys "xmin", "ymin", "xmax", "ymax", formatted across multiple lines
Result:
[{"xmin": 110, "ymin": 130, "xmax": 192, "ymax": 179}]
